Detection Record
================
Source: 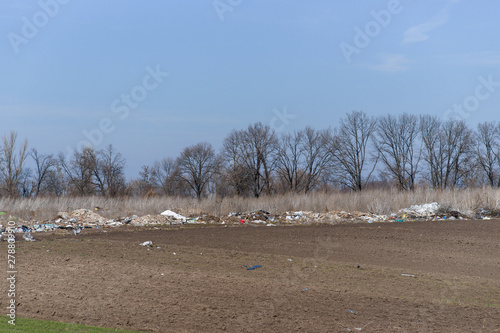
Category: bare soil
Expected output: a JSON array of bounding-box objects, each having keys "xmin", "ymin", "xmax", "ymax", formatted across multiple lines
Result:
[{"xmin": 4, "ymin": 220, "xmax": 500, "ymax": 332}]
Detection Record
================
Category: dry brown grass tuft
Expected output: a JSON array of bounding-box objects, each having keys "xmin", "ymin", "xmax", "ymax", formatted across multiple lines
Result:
[{"xmin": 1, "ymin": 188, "xmax": 500, "ymax": 221}]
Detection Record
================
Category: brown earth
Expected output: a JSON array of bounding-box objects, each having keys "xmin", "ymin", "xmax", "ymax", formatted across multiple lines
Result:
[{"xmin": 3, "ymin": 220, "xmax": 500, "ymax": 332}]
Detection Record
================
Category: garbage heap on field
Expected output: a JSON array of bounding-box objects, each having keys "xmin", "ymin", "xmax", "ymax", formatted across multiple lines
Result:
[{"xmin": 0, "ymin": 202, "xmax": 493, "ymax": 235}]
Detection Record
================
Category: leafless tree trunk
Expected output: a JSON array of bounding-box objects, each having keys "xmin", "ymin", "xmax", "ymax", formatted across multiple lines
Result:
[
  {"xmin": 222, "ymin": 131, "xmax": 252, "ymax": 196},
  {"xmin": 58, "ymin": 147, "xmax": 95, "ymax": 196},
  {"xmin": 44, "ymin": 165, "xmax": 67, "ymax": 196},
  {"xmin": 420, "ymin": 116, "xmax": 474, "ymax": 189},
  {"xmin": 474, "ymin": 121, "xmax": 500, "ymax": 187},
  {"xmin": 30, "ymin": 148, "xmax": 57, "ymax": 196},
  {"xmin": 242, "ymin": 123, "xmax": 278, "ymax": 197},
  {"xmin": 0, "ymin": 131, "xmax": 28, "ymax": 197},
  {"xmin": 151, "ymin": 157, "xmax": 179, "ymax": 196},
  {"xmin": 375, "ymin": 114, "xmax": 421, "ymax": 190},
  {"xmin": 223, "ymin": 123, "xmax": 278, "ymax": 197},
  {"xmin": 330, "ymin": 111, "xmax": 377, "ymax": 191},
  {"xmin": 98, "ymin": 144, "xmax": 126, "ymax": 197},
  {"xmin": 176, "ymin": 142, "xmax": 220, "ymax": 199},
  {"xmin": 302, "ymin": 127, "xmax": 331, "ymax": 193},
  {"xmin": 275, "ymin": 131, "xmax": 304, "ymax": 192}
]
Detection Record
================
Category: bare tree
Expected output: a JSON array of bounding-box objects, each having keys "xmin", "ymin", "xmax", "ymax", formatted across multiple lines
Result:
[
  {"xmin": 275, "ymin": 130, "xmax": 304, "ymax": 192},
  {"xmin": 0, "ymin": 131, "xmax": 28, "ymax": 197},
  {"xmin": 222, "ymin": 123, "xmax": 278, "ymax": 197},
  {"xmin": 98, "ymin": 144, "xmax": 126, "ymax": 197},
  {"xmin": 301, "ymin": 127, "xmax": 332, "ymax": 193},
  {"xmin": 44, "ymin": 165, "xmax": 67, "ymax": 196},
  {"xmin": 222, "ymin": 130, "xmax": 252, "ymax": 196},
  {"xmin": 241, "ymin": 123, "xmax": 278, "ymax": 197},
  {"xmin": 375, "ymin": 114, "xmax": 421, "ymax": 190},
  {"xmin": 30, "ymin": 148, "xmax": 57, "ymax": 196},
  {"xmin": 59, "ymin": 147, "xmax": 95, "ymax": 196},
  {"xmin": 330, "ymin": 111, "xmax": 377, "ymax": 191},
  {"xmin": 151, "ymin": 157, "xmax": 179, "ymax": 196},
  {"xmin": 420, "ymin": 116, "xmax": 474, "ymax": 189},
  {"xmin": 474, "ymin": 121, "xmax": 500, "ymax": 187},
  {"xmin": 176, "ymin": 142, "xmax": 220, "ymax": 199}
]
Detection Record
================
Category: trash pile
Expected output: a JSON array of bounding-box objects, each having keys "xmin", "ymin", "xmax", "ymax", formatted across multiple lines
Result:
[
  {"xmin": 0, "ymin": 201, "xmax": 495, "ymax": 238},
  {"xmin": 399, "ymin": 202, "xmax": 440, "ymax": 218}
]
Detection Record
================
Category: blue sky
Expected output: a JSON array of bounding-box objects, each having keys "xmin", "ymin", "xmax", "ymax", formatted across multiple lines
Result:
[{"xmin": 1, "ymin": 0, "xmax": 500, "ymax": 177}]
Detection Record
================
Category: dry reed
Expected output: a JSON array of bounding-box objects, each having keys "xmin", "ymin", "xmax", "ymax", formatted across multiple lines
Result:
[{"xmin": 1, "ymin": 188, "xmax": 500, "ymax": 221}]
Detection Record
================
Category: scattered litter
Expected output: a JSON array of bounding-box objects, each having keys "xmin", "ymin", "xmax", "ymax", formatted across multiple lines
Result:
[
  {"xmin": 140, "ymin": 241, "xmax": 153, "ymax": 247},
  {"xmin": 301, "ymin": 288, "xmax": 309, "ymax": 291},
  {"xmin": 400, "ymin": 202, "xmax": 440, "ymax": 218},
  {"xmin": 247, "ymin": 265, "xmax": 262, "ymax": 270},
  {"xmin": 288, "ymin": 259, "xmax": 293, "ymax": 262},
  {"xmin": 347, "ymin": 310, "xmax": 355, "ymax": 314},
  {"xmin": 401, "ymin": 273, "xmax": 416, "ymax": 278},
  {"xmin": 173, "ymin": 252, "xmax": 177, "ymax": 255},
  {"xmin": 23, "ymin": 232, "xmax": 35, "ymax": 242},
  {"xmin": 160, "ymin": 210, "xmax": 187, "ymax": 222}
]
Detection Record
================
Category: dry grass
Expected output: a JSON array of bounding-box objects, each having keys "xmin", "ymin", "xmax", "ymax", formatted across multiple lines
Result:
[{"xmin": 1, "ymin": 188, "xmax": 500, "ymax": 221}]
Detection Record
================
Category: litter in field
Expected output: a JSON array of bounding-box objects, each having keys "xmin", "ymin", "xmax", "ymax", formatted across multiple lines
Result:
[
  {"xmin": 160, "ymin": 210, "xmax": 187, "ymax": 222},
  {"xmin": 401, "ymin": 273, "xmax": 416, "ymax": 277},
  {"xmin": 2, "ymin": 197, "xmax": 496, "ymax": 236},
  {"xmin": 247, "ymin": 265, "xmax": 262, "ymax": 270},
  {"xmin": 23, "ymin": 232, "xmax": 35, "ymax": 241},
  {"xmin": 400, "ymin": 202, "xmax": 440, "ymax": 217},
  {"xmin": 140, "ymin": 241, "xmax": 153, "ymax": 247}
]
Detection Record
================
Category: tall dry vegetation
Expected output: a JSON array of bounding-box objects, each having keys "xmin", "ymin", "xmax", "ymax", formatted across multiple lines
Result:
[{"xmin": 1, "ymin": 188, "xmax": 499, "ymax": 221}]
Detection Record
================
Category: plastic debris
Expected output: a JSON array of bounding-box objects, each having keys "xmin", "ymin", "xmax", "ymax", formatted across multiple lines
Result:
[
  {"xmin": 401, "ymin": 273, "xmax": 416, "ymax": 278},
  {"xmin": 400, "ymin": 202, "xmax": 440, "ymax": 218},
  {"xmin": 23, "ymin": 232, "xmax": 35, "ymax": 242},
  {"xmin": 160, "ymin": 210, "xmax": 187, "ymax": 222},
  {"xmin": 140, "ymin": 241, "xmax": 153, "ymax": 247},
  {"xmin": 247, "ymin": 265, "xmax": 262, "ymax": 270}
]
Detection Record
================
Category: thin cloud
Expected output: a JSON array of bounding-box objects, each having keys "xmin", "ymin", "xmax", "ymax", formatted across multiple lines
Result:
[
  {"xmin": 370, "ymin": 54, "xmax": 409, "ymax": 72},
  {"xmin": 402, "ymin": 0, "xmax": 459, "ymax": 44}
]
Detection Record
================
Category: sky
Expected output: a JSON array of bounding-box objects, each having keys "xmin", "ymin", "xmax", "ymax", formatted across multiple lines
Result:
[{"xmin": 1, "ymin": 0, "xmax": 500, "ymax": 178}]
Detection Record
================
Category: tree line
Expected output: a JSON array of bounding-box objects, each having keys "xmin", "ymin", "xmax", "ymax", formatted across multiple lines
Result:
[{"xmin": 2, "ymin": 111, "xmax": 500, "ymax": 198}]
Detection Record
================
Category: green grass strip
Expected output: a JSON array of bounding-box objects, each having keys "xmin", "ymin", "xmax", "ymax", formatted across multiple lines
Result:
[{"xmin": 0, "ymin": 316, "xmax": 142, "ymax": 332}]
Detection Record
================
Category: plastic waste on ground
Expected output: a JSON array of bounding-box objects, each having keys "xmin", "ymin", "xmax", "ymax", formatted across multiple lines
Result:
[{"xmin": 247, "ymin": 265, "xmax": 262, "ymax": 270}]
